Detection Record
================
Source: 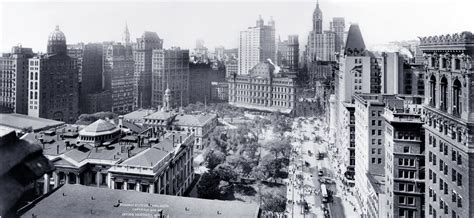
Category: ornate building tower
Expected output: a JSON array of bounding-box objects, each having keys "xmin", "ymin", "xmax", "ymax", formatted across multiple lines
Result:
[
  {"xmin": 313, "ymin": 0, "xmax": 323, "ymax": 34},
  {"xmin": 419, "ymin": 32, "xmax": 474, "ymax": 218},
  {"xmin": 28, "ymin": 26, "xmax": 79, "ymax": 123},
  {"xmin": 47, "ymin": 25, "xmax": 67, "ymax": 55},
  {"xmin": 162, "ymin": 85, "xmax": 171, "ymax": 112},
  {"xmin": 122, "ymin": 22, "xmax": 130, "ymax": 45}
]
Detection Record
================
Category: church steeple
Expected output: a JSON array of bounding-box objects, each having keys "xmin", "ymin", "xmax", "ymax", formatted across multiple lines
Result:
[
  {"xmin": 123, "ymin": 22, "xmax": 130, "ymax": 45},
  {"xmin": 162, "ymin": 80, "xmax": 172, "ymax": 112},
  {"xmin": 313, "ymin": 0, "xmax": 323, "ymax": 33}
]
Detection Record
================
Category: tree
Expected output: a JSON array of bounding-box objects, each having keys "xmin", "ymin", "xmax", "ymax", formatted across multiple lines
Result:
[
  {"xmin": 197, "ymin": 171, "xmax": 221, "ymax": 199},
  {"xmin": 214, "ymin": 163, "xmax": 238, "ymax": 182},
  {"xmin": 204, "ymin": 149, "xmax": 226, "ymax": 170},
  {"xmin": 261, "ymin": 188, "xmax": 287, "ymax": 213},
  {"xmin": 264, "ymin": 138, "xmax": 292, "ymax": 159}
]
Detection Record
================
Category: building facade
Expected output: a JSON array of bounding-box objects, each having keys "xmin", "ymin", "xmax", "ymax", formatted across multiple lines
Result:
[
  {"xmin": 229, "ymin": 61, "xmax": 296, "ymax": 115},
  {"xmin": 103, "ymin": 43, "xmax": 135, "ymax": 114},
  {"xmin": 384, "ymin": 104, "xmax": 425, "ymax": 218},
  {"xmin": 420, "ymin": 32, "xmax": 474, "ymax": 218},
  {"xmin": 335, "ymin": 24, "xmax": 382, "ymax": 182},
  {"xmin": 330, "ymin": 17, "xmax": 346, "ymax": 53},
  {"xmin": 133, "ymin": 31, "xmax": 163, "ymax": 109},
  {"xmin": 28, "ymin": 26, "xmax": 79, "ymax": 123},
  {"xmin": 81, "ymin": 43, "xmax": 106, "ymax": 114},
  {"xmin": 0, "ymin": 46, "xmax": 34, "ymax": 114},
  {"xmin": 151, "ymin": 48, "xmax": 189, "ymax": 108},
  {"xmin": 238, "ymin": 16, "xmax": 276, "ymax": 75},
  {"xmin": 277, "ymin": 35, "xmax": 299, "ymax": 71}
]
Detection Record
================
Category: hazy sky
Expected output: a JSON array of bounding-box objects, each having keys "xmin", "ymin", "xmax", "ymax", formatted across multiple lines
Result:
[{"xmin": 1, "ymin": 0, "xmax": 473, "ymax": 53}]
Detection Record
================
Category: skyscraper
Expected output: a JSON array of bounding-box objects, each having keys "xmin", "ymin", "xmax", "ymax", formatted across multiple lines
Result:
[
  {"xmin": 330, "ymin": 17, "xmax": 346, "ymax": 53},
  {"xmin": 133, "ymin": 31, "xmax": 163, "ymax": 109},
  {"xmin": 334, "ymin": 24, "xmax": 382, "ymax": 183},
  {"xmin": 103, "ymin": 43, "xmax": 134, "ymax": 114},
  {"xmin": 420, "ymin": 32, "xmax": 474, "ymax": 218},
  {"xmin": 306, "ymin": 2, "xmax": 337, "ymax": 62},
  {"xmin": 0, "ymin": 46, "xmax": 34, "ymax": 114},
  {"xmin": 312, "ymin": 1, "xmax": 322, "ymax": 34},
  {"xmin": 151, "ymin": 48, "xmax": 189, "ymax": 108},
  {"xmin": 81, "ymin": 43, "xmax": 109, "ymax": 114},
  {"xmin": 277, "ymin": 35, "xmax": 299, "ymax": 71},
  {"xmin": 28, "ymin": 26, "xmax": 79, "ymax": 123},
  {"xmin": 238, "ymin": 16, "xmax": 276, "ymax": 75}
]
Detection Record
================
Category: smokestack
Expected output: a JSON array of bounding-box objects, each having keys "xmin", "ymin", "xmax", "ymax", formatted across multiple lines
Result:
[{"xmin": 118, "ymin": 115, "xmax": 124, "ymax": 128}]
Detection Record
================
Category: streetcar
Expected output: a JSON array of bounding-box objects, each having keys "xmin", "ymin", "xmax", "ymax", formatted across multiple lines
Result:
[{"xmin": 321, "ymin": 184, "xmax": 329, "ymax": 203}]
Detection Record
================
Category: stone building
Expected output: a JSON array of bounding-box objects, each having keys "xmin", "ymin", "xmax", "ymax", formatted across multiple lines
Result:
[
  {"xmin": 277, "ymin": 35, "xmax": 299, "ymax": 71},
  {"xmin": 151, "ymin": 48, "xmax": 189, "ymax": 108},
  {"xmin": 0, "ymin": 46, "xmax": 34, "ymax": 114},
  {"xmin": 103, "ymin": 43, "xmax": 134, "ymax": 114},
  {"xmin": 28, "ymin": 26, "xmax": 79, "ymax": 123},
  {"xmin": 228, "ymin": 61, "xmax": 296, "ymax": 115},
  {"xmin": 239, "ymin": 16, "xmax": 276, "ymax": 75},
  {"xmin": 384, "ymin": 103, "xmax": 425, "ymax": 218},
  {"xmin": 133, "ymin": 31, "xmax": 163, "ymax": 109},
  {"xmin": 419, "ymin": 32, "xmax": 474, "ymax": 218}
]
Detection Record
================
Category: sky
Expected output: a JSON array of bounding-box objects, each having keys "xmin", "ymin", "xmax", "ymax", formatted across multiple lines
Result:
[{"xmin": 1, "ymin": 0, "xmax": 473, "ymax": 53}]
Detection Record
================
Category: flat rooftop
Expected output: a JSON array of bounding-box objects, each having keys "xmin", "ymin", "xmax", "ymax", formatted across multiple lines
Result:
[
  {"xmin": 19, "ymin": 184, "xmax": 260, "ymax": 218},
  {"xmin": 0, "ymin": 113, "xmax": 64, "ymax": 132}
]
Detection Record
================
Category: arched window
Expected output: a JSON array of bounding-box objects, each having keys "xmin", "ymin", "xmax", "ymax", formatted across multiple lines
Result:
[
  {"xmin": 440, "ymin": 77, "xmax": 448, "ymax": 111},
  {"xmin": 429, "ymin": 75, "xmax": 436, "ymax": 107},
  {"xmin": 453, "ymin": 79, "xmax": 462, "ymax": 116}
]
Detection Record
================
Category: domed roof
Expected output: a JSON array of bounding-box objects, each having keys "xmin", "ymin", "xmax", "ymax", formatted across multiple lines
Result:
[
  {"xmin": 165, "ymin": 88, "xmax": 171, "ymax": 95},
  {"xmin": 48, "ymin": 25, "xmax": 66, "ymax": 42},
  {"xmin": 82, "ymin": 119, "xmax": 118, "ymax": 133}
]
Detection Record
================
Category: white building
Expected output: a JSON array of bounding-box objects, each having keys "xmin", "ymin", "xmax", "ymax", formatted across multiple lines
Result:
[{"xmin": 238, "ymin": 16, "xmax": 276, "ymax": 75}]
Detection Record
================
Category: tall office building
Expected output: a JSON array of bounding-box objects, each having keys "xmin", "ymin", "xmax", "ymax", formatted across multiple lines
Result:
[
  {"xmin": 330, "ymin": 17, "xmax": 346, "ymax": 53},
  {"xmin": 354, "ymin": 94, "xmax": 404, "ymax": 217},
  {"xmin": 133, "ymin": 31, "xmax": 163, "ymax": 109},
  {"xmin": 28, "ymin": 26, "xmax": 79, "ymax": 123},
  {"xmin": 238, "ymin": 16, "xmax": 276, "ymax": 75},
  {"xmin": 81, "ymin": 43, "xmax": 109, "ymax": 114},
  {"xmin": 277, "ymin": 35, "xmax": 299, "ymax": 71},
  {"xmin": 306, "ymin": 2, "xmax": 337, "ymax": 62},
  {"xmin": 103, "ymin": 43, "xmax": 134, "ymax": 114},
  {"xmin": 334, "ymin": 24, "xmax": 382, "ymax": 183},
  {"xmin": 384, "ymin": 103, "xmax": 425, "ymax": 218},
  {"xmin": 67, "ymin": 43, "xmax": 84, "ymax": 82},
  {"xmin": 0, "ymin": 46, "xmax": 34, "ymax": 114},
  {"xmin": 151, "ymin": 48, "xmax": 189, "ymax": 108},
  {"xmin": 420, "ymin": 32, "xmax": 474, "ymax": 218}
]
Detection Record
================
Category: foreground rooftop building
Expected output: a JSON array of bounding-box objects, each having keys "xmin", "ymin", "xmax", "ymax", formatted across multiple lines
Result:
[
  {"xmin": 420, "ymin": 32, "xmax": 474, "ymax": 218},
  {"xmin": 19, "ymin": 184, "xmax": 260, "ymax": 217}
]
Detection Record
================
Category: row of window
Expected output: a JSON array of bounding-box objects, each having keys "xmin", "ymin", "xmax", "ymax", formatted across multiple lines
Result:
[{"xmin": 428, "ymin": 168, "xmax": 463, "ymax": 187}]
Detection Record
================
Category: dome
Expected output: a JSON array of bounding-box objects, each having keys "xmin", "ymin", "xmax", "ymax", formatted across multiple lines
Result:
[
  {"xmin": 48, "ymin": 25, "xmax": 66, "ymax": 42},
  {"xmin": 165, "ymin": 88, "xmax": 171, "ymax": 95},
  {"xmin": 81, "ymin": 119, "xmax": 118, "ymax": 133}
]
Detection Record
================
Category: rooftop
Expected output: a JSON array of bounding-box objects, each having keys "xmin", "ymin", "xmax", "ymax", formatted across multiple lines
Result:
[
  {"xmin": 19, "ymin": 184, "xmax": 260, "ymax": 218},
  {"xmin": 121, "ymin": 132, "xmax": 189, "ymax": 167},
  {"xmin": 123, "ymin": 109, "xmax": 156, "ymax": 121},
  {"xmin": 344, "ymin": 24, "xmax": 366, "ymax": 56},
  {"xmin": 174, "ymin": 113, "xmax": 217, "ymax": 127},
  {"xmin": 0, "ymin": 113, "xmax": 64, "ymax": 132},
  {"xmin": 145, "ymin": 110, "xmax": 175, "ymax": 121}
]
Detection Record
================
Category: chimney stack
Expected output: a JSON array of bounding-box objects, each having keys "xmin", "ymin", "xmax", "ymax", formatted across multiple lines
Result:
[{"xmin": 172, "ymin": 134, "xmax": 175, "ymax": 147}]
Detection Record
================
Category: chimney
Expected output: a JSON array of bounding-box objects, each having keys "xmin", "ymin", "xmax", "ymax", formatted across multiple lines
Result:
[
  {"xmin": 118, "ymin": 115, "xmax": 124, "ymax": 128},
  {"xmin": 172, "ymin": 135, "xmax": 175, "ymax": 147}
]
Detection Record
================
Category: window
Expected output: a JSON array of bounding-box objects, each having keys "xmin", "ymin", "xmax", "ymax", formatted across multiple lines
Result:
[
  {"xmin": 457, "ymin": 195, "xmax": 462, "ymax": 208},
  {"xmin": 429, "ymin": 151, "xmax": 433, "ymax": 162},
  {"xmin": 403, "ymin": 146, "xmax": 410, "ymax": 153},
  {"xmin": 378, "ymin": 120, "xmax": 382, "ymax": 126},
  {"xmin": 399, "ymin": 196, "xmax": 405, "ymax": 204},
  {"xmin": 399, "ymin": 183, "xmax": 405, "ymax": 191},
  {"xmin": 452, "ymin": 169, "xmax": 457, "ymax": 182},
  {"xmin": 457, "ymin": 154, "xmax": 462, "ymax": 165},
  {"xmin": 452, "ymin": 149, "xmax": 457, "ymax": 161},
  {"xmin": 372, "ymin": 120, "xmax": 376, "ymax": 126},
  {"xmin": 429, "ymin": 169, "xmax": 433, "ymax": 180},
  {"xmin": 378, "ymin": 158, "xmax": 382, "ymax": 164},
  {"xmin": 452, "ymin": 190, "xmax": 457, "ymax": 203},
  {"xmin": 378, "ymin": 139, "xmax": 382, "ymax": 145},
  {"xmin": 372, "ymin": 129, "xmax": 376, "ymax": 135},
  {"xmin": 457, "ymin": 173, "xmax": 462, "ymax": 186},
  {"xmin": 407, "ymin": 184, "xmax": 414, "ymax": 192},
  {"xmin": 407, "ymin": 197, "xmax": 414, "ymax": 205},
  {"xmin": 372, "ymin": 158, "xmax": 376, "ymax": 163},
  {"xmin": 378, "ymin": 130, "xmax": 382, "ymax": 135}
]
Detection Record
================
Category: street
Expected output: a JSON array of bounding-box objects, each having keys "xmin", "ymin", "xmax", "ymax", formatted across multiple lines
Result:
[{"xmin": 285, "ymin": 117, "xmax": 359, "ymax": 218}]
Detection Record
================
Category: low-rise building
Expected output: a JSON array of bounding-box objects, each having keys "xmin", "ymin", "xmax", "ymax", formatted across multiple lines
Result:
[{"xmin": 228, "ymin": 61, "xmax": 296, "ymax": 115}]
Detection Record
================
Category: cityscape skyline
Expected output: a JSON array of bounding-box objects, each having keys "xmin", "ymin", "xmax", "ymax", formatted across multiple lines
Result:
[{"xmin": 2, "ymin": 0, "xmax": 473, "ymax": 53}]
